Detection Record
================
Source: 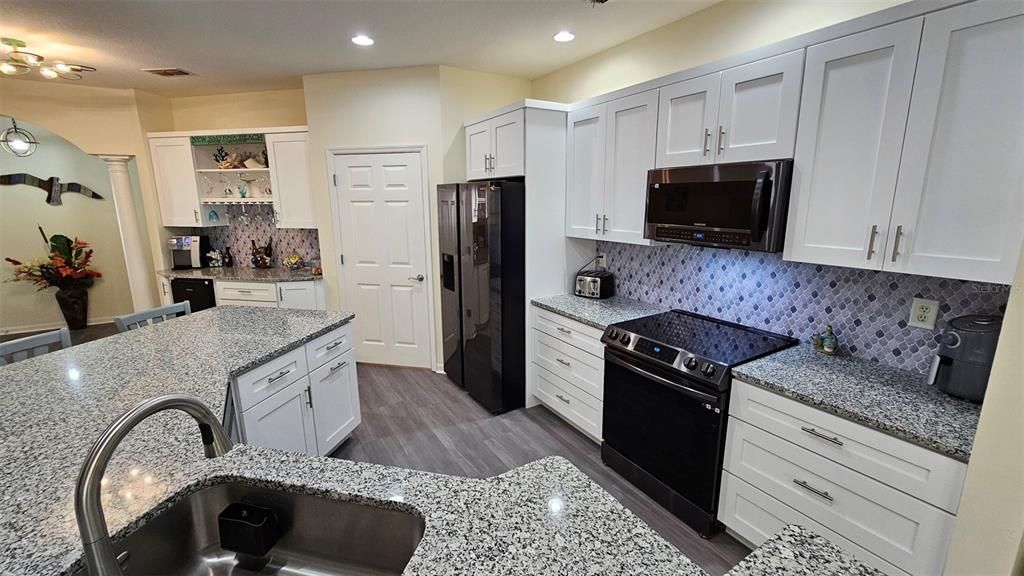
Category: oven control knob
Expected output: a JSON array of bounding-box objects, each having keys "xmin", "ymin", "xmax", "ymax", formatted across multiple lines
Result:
[
  {"xmin": 684, "ymin": 356, "xmax": 699, "ymax": 370},
  {"xmin": 619, "ymin": 333, "xmax": 631, "ymax": 345},
  {"xmin": 701, "ymin": 363, "xmax": 717, "ymax": 377},
  {"xmin": 607, "ymin": 329, "xmax": 619, "ymax": 341}
]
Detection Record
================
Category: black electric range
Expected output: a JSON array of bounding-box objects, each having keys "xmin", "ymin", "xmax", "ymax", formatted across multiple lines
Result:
[{"xmin": 600, "ymin": 309, "xmax": 797, "ymax": 537}]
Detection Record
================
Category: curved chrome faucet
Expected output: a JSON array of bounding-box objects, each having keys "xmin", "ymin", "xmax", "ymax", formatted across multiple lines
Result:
[{"xmin": 74, "ymin": 394, "xmax": 233, "ymax": 576}]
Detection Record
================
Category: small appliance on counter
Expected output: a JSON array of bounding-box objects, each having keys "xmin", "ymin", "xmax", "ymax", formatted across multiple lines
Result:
[
  {"xmin": 930, "ymin": 314, "xmax": 1003, "ymax": 403},
  {"xmin": 168, "ymin": 235, "xmax": 211, "ymax": 269},
  {"xmin": 574, "ymin": 263, "xmax": 615, "ymax": 300}
]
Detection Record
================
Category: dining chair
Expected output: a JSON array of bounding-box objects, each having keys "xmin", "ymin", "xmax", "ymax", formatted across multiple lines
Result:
[
  {"xmin": 114, "ymin": 301, "xmax": 192, "ymax": 333},
  {"xmin": 0, "ymin": 327, "xmax": 73, "ymax": 366}
]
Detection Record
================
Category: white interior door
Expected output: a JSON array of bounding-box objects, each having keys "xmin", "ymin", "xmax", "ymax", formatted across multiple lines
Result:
[
  {"xmin": 656, "ymin": 73, "xmax": 721, "ymax": 168},
  {"xmin": 491, "ymin": 109, "xmax": 525, "ymax": 178},
  {"xmin": 604, "ymin": 90, "xmax": 658, "ymax": 245},
  {"xmin": 717, "ymin": 50, "xmax": 804, "ymax": 163},
  {"xmin": 333, "ymin": 152, "xmax": 432, "ymax": 368},
  {"xmin": 565, "ymin": 104, "xmax": 606, "ymax": 240},
  {"xmin": 887, "ymin": 1, "xmax": 1024, "ymax": 284},
  {"xmin": 784, "ymin": 19, "xmax": 922, "ymax": 270}
]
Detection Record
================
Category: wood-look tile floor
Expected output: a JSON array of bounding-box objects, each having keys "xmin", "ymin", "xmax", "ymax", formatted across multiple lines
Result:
[{"xmin": 332, "ymin": 363, "xmax": 750, "ymax": 575}]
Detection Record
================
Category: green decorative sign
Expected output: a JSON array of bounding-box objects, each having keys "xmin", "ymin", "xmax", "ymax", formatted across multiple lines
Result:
[{"xmin": 190, "ymin": 133, "xmax": 265, "ymax": 146}]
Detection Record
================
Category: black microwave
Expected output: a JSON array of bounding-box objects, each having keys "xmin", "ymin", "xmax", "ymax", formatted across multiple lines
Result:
[{"xmin": 644, "ymin": 160, "xmax": 793, "ymax": 252}]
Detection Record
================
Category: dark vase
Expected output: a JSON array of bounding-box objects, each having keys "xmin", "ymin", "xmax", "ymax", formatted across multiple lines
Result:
[{"xmin": 55, "ymin": 287, "xmax": 89, "ymax": 330}]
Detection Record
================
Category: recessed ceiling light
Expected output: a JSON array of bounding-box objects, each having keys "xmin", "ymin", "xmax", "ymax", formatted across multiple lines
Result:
[
  {"xmin": 553, "ymin": 30, "xmax": 575, "ymax": 43},
  {"xmin": 39, "ymin": 66, "xmax": 58, "ymax": 79},
  {"xmin": 352, "ymin": 35, "xmax": 374, "ymax": 47}
]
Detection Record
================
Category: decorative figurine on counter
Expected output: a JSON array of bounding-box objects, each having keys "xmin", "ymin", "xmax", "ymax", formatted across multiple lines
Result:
[
  {"xmin": 206, "ymin": 250, "xmax": 223, "ymax": 267},
  {"xmin": 282, "ymin": 250, "xmax": 305, "ymax": 271},
  {"xmin": 251, "ymin": 238, "xmax": 273, "ymax": 268},
  {"xmin": 812, "ymin": 324, "xmax": 839, "ymax": 355}
]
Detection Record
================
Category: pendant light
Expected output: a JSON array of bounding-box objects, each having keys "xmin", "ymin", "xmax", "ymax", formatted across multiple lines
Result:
[{"xmin": 1, "ymin": 118, "xmax": 38, "ymax": 157}]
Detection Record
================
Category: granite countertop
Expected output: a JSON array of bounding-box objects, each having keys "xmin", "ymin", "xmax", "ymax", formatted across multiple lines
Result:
[
  {"xmin": 732, "ymin": 344, "xmax": 981, "ymax": 462},
  {"xmin": 727, "ymin": 525, "xmax": 883, "ymax": 576},
  {"xmin": 0, "ymin": 306, "xmax": 354, "ymax": 575},
  {"xmin": 531, "ymin": 294, "xmax": 666, "ymax": 330},
  {"xmin": 158, "ymin": 267, "xmax": 322, "ymax": 282}
]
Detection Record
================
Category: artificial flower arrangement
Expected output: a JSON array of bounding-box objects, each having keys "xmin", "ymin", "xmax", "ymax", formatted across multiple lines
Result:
[{"xmin": 5, "ymin": 226, "xmax": 103, "ymax": 289}]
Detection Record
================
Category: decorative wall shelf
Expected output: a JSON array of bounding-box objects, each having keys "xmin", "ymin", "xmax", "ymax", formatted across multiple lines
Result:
[{"xmin": 200, "ymin": 197, "xmax": 273, "ymax": 205}]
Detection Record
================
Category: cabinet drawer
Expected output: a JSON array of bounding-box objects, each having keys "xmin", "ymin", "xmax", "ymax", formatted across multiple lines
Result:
[
  {"xmin": 235, "ymin": 346, "xmax": 308, "ymax": 411},
  {"xmin": 531, "ymin": 306, "xmax": 605, "ymax": 358},
  {"xmin": 724, "ymin": 418, "xmax": 956, "ymax": 575},
  {"xmin": 533, "ymin": 363, "xmax": 602, "ymax": 441},
  {"xmin": 305, "ymin": 323, "xmax": 354, "ymax": 372},
  {"xmin": 215, "ymin": 281, "xmax": 277, "ymax": 302},
  {"xmin": 719, "ymin": 472, "xmax": 907, "ymax": 576},
  {"xmin": 531, "ymin": 329, "xmax": 603, "ymax": 401},
  {"xmin": 218, "ymin": 299, "xmax": 278, "ymax": 308},
  {"xmin": 730, "ymin": 379, "xmax": 967, "ymax": 513}
]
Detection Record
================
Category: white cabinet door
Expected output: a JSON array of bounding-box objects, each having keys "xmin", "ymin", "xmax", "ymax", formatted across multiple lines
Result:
[
  {"xmin": 465, "ymin": 120, "xmax": 491, "ymax": 181},
  {"xmin": 149, "ymin": 137, "xmax": 201, "ymax": 227},
  {"xmin": 603, "ymin": 90, "xmax": 658, "ymax": 245},
  {"xmin": 887, "ymin": 1, "xmax": 1024, "ymax": 284},
  {"xmin": 309, "ymin": 349, "xmax": 360, "ymax": 456},
  {"xmin": 158, "ymin": 277, "xmax": 173, "ymax": 305},
  {"xmin": 565, "ymin": 104, "xmax": 606, "ymax": 240},
  {"xmin": 277, "ymin": 281, "xmax": 317, "ymax": 310},
  {"xmin": 491, "ymin": 109, "xmax": 525, "ymax": 178},
  {"xmin": 717, "ymin": 50, "xmax": 804, "ymax": 163},
  {"xmin": 656, "ymin": 73, "xmax": 721, "ymax": 168},
  {"xmin": 785, "ymin": 19, "xmax": 923, "ymax": 270},
  {"xmin": 242, "ymin": 377, "xmax": 317, "ymax": 454},
  {"xmin": 267, "ymin": 132, "xmax": 316, "ymax": 229}
]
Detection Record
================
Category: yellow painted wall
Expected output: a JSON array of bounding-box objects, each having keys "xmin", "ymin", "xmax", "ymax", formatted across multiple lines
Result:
[
  {"xmin": 532, "ymin": 0, "xmax": 908, "ymax": 103},
  {"xmin": 171, "ymin": 89, "xmax": 307, "ymax": 131},
  {"xmin": 944, "ymin": 245, "xmax": 1024, "ymax": 575}
]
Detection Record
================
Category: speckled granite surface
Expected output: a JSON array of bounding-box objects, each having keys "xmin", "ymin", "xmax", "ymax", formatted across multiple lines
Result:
[
  {"xmin": 532, "ymin": 294, "xmax": 667, "ymax": 330},
  {"xmin": 158, "ymin": 267, "xmax": 321, "ymax": 282},
  {"xmin": 0, "ymin": 306, "xmax": 353, "ymax": 575},
  {"xmin": 727, "ymin": 525, "xmax": 883, "ymax": 576},
  {"xmin": 732, "ymin": 344, "xmax": 980, "ymax": 462}
]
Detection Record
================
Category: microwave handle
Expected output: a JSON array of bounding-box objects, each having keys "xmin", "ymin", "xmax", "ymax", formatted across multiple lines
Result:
[{"xmin": 750, "ymin": 169, "xmax": 771, "ymax": 242}]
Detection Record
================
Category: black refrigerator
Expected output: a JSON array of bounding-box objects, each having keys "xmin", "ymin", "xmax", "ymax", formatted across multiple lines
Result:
[{"xmin": 437, "ymin": 180, "xmax": 525, "ymax": 414}]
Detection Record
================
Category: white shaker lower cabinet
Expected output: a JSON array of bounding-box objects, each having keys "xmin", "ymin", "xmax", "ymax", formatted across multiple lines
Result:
[
  {"xmin": 234, "ymin": 323, "xmax": 360, "ymax": 456},
  {"xmin": 214, "ymin": 279, "xmax": 325, "ymax": 310},
  {"xmin": 719, "ymin": 379, "xmax": 967, "ymax": 576},
  {"xmin": 528, "ymin": 306, "xmax": 605, "ymax": 442},
  {"xmin": 277, "ymin": 280, "xmax": 318, "ymax": 310}
]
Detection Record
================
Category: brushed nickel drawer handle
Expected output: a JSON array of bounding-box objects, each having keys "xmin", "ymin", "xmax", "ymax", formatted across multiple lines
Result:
[
  {"xmin": 306, "ymin": 386, "xmax": 313, "ymax": 408},
  {"xmin": 555, "ymin": 394, "xmax": 571, "ymax": 404},
  {"xmin": 865, "ymin": 224, "xmax": 878, "ymax": 260},
  {"xmin": 718, "ymin": 125, "xmax": 726, "ymax": 154},
  {"xmin": 793, "ymin": 479, "xmax": 834, "ymax": 502},
  {"xmin": 801, "ymin": 426, "xmax": 843, "ymax": 447},
  {"xmin": 703, "ymin": 128, "xmax": 711, "ymax": 155},
  {"xmin": 595, "ymin": 214, "xmax": 600, "ymax": 234},
  {"xmin": 556, "ymin": 327, "xmax": 572, "ymax": 335},
  {"xmin": 325, "ymin": 339, "xmax": 345, "ymax": 351},
  {"xmin": 329, "ymin": 360, "xmax": 348, "ymax": 374},
  {"xmin": 237, "ymin": 289, "xmax": 253, "ymax": 294},
  {"xmin": 555, "ymin": 358, "xmax": 571, "ymax": 367},
  {"xmin": 267, "ymin": 369, "xmax": 291, "ymax": 384},
  {"xmin": 890, "ymin": 224, "xmax": 903, "ymax": 263}
]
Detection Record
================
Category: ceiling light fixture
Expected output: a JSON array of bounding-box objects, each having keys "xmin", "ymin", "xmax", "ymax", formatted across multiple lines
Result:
[
  {"xmin": 351, "ymin": 34, "xmax": 374, "ymax": 46},
  {"xmin": 0, "ymin": 38, "xmax": 95, "ymax": 80},
  {"xmin": 553, "ymin": 30, "xmax": 576, "ymax": 43},
  {"xmin": 1, "ymin": 118, "xmax": 39, "ymax": 157}
]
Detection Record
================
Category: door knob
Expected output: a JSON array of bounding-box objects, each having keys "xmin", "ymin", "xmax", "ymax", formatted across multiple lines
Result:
[{"xmin": 409, "ymin": 274, "xmax": 425, "ymax": 282}]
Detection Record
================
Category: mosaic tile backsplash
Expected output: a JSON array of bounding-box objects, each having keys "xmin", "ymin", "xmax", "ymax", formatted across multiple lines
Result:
[
  {"xmin": 598, "ymin": 241, "xmax": 1011, "ymax": 375},
  {"xmin": 193, "ymin": 205, "xmax": 321, "ymax": 268}
]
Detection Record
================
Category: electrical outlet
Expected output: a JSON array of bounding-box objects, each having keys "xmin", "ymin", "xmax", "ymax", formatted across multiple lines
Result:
[
  {"xmin": 596, "ymin": 253, "xmax": 608, "ymax": 269},
  {"xmin": 908, "ymin": 297, "xmax": 939, "ymax": 329}
]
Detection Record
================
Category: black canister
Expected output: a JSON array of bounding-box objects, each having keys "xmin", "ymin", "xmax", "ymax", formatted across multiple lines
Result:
[{"xmin": 933, "ymin": 315, "xmax": 1003, "ymax": 403}]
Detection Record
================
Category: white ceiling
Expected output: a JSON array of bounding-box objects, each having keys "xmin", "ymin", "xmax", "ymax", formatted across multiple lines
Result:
[{"xmin": 0, "ymin": 0, "xmax": 718, "ymax": 97}]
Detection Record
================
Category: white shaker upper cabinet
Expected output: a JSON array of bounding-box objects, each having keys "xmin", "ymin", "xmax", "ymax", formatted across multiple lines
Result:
[
  {"xmin": 656, "ymin": 73, "xmax": 721, "ymax": 168},
  {"xmin": 603, "ymin": 90, "xmax": 658, "ymax": 245},
  {"xmin": 565, "ymin": 104, "xmax": 607, "ymax": 240},
  {"xmin": 717, "ymin": 50, "xmax": 804, "ymax": 163},
  {"xmin": 886, "ymin": 0, "xmax": 1024, "ymax": 284},
  {"xmin": 785, "ymin": 19, "xmax": 923, "ymax": 270},
  {"xmin": 490, "ymin": 109, "xmax": 525, "ymax": 179},
  {"xmin": 266, "ymin": 132, "xmax": 316, "ymax": 229},
  {"xmin": 465, "ymin": 120, "xmax": 492, "ymax": 181},
  {"xmin": 149, "ymin": 137, "xmax": 202, "ymax": 227}
]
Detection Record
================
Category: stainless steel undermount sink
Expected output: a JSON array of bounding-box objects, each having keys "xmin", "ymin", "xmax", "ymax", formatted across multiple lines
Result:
[{"xmin": 95, "ymin": 482, "xmax": 425, "ymax": 576}]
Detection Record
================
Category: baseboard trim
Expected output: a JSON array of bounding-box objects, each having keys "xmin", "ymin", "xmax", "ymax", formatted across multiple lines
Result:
[{"xmin": 0, "ymin": 316, "xmax": 116, "ymax": 335}]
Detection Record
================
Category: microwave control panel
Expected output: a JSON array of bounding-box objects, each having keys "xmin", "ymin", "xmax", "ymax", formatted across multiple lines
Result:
[{"xmin": 652, "ymin": 226, "xmax": 751, "ymax": 247}]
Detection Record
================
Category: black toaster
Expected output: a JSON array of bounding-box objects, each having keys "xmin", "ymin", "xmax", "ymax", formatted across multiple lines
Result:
[{"xmin": 574, "ymin": 270, "xmax": 615, "ymax": 300}]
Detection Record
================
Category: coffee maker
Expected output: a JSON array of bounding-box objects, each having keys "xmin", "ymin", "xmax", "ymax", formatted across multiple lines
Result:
[{"xmin": 930, "ymin": 314, "xmax": 1003, "ymax": 403}]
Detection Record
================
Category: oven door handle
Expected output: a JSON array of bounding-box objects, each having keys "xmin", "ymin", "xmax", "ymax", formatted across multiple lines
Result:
[
  {"xmin": 749, "ymin": 169, "xmax": 771, "ymax": 242},
  {"xmin": 606, "ymin": 350, "xmax": 719, "ymax": 404}
]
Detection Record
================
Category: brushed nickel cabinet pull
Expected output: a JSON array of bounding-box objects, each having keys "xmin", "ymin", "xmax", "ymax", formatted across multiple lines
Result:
[
  {"xmin": 891, "ymin": 225, "xmax": 903, "ymax": 263},
  {"xmin": 193, "ymin": 209, "xmax": 199, "ymax": 223},
  {"xmin": 595, "ymin": 214, "xmax": 600, "ymax": 234},
  {"xmin": 555, "ymin": 358, "xmax": 571, "ymax": 367},
  {"xmin": 556, "ymin": 327, "xmax": 572, "ymax": 335},
  {"xmin": 602, "ymin": 214, "xmax": 608, "ymax": 234},
  {"xmin": 329, "ymin": 360, "xmax": 348, "ymax": 374},
  {"xmin": 866, "ymin": 224, "xmax": 878, "ymax": 260},
  {"xmin": 718, "ymin": 125, "xmax": 726, "ymax": 154},
  {"xmin": 793, "ymin": 478, "xmax": 834, "ymax": 502},
  {"xmin": 555, "ymin": 394, "xmax": 571, "ymax": 404},
  {"xmin": 801, "ymin": 426, "xmax": 844, "ymax": 446},
  {"xmin": 703, "ymin": 128, "xmax": 711, "ymax": 155},
  {"xmin": 268, "ymin": 369, "xmax": 291, "ymax": 384},
  {"xmin": 305, "ymin": 386, "xmax": 313, "ymax": 408},
  {"xmin": 326, "ymin": 339, "xmax": 345, "ymax": 351}
]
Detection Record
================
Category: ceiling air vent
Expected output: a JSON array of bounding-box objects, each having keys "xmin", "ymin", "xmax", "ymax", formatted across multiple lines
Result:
[{"xmin": 142, "ymin": 67, "xmax": 194, "ymax": 77}]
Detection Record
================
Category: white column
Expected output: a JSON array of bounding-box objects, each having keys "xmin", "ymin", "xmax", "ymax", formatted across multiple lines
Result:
[{"xmin": 97, "ymin": 155, "xmax": 156, "ymax": 312}]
